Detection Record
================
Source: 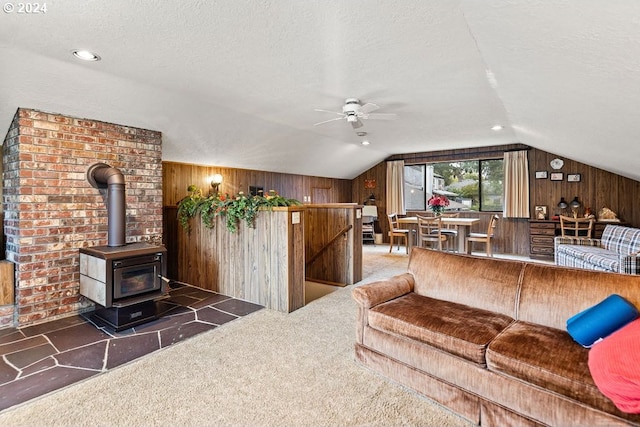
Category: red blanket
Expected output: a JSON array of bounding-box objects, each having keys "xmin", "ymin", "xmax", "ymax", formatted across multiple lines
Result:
[{"xmin": 589, "ymin": 318, "xmax": 640, "ymax": 413}]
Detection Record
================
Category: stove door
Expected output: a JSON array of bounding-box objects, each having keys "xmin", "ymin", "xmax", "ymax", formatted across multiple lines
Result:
[{"xmin": 113, "ymin": 255, "xmax": 162, "ymax": 300}]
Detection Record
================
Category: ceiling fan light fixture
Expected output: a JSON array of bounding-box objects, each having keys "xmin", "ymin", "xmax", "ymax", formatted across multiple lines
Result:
[
  {"xmin": 313, "ymin": 98, "xmax": 396, "ymax": 128},
  {"xmin": 72, "ymin": 49, "xmax": 101, "ymax": 61}
]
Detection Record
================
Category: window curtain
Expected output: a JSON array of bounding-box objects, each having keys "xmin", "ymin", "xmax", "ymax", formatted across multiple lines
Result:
[
  {"xmin": 386, "ymin": 160, "xmax": 406, "ymax": 216},
  {"xmin": 503, "ymin": 150, "xmax": 530, "ymax": 218}
]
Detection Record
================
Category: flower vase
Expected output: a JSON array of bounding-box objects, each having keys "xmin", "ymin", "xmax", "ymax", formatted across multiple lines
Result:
[{"xmin": 432, "ymin": 207, "xmax": 444, "ymax": 217}]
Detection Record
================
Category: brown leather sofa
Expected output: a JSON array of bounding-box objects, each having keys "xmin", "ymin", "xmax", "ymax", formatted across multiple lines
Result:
[{"xmin": 352, "ymin": 248, "xmax": 640, "ymax": 426}]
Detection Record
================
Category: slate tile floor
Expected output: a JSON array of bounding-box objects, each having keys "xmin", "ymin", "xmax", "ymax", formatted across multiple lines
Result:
[{"xmin": 0, "ymin": 282, "xmax": 262, "ymax": 412}]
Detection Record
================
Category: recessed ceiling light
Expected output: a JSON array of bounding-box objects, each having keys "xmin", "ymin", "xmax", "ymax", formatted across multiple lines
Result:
[
  {"xmin": 356, "ymin": 132, "xmax": 367, "ymax": 137},
  {"xmin": 72, "ymin": 49, "xmax": 101, "ymax": 61},
  {"xmin": 491, "ymin": 125, "xmax": 504, "ymax": 131},
  {"xmin": 361, "ymin": 140, "xmax": 370, "ymax": 146}
]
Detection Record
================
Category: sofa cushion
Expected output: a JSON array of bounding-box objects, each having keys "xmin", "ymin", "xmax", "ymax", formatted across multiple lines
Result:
[
  {"xmin": 589, "ymin": 319, "xmax": 640, "ymax": 413},
  {"xmin": 566, "ymin": 294, "xmax": 639, "ymax": 347},
  {"xmin": 517, "ymin": 263, "xmax": 640, "ymax": 331},
  {"xmin": 368, "ymin": 292, "xmax": 514, "ymax": 366},
  {"xmin": 407, "ymin": 248, "xmax": 523, "ymax": 318},
  {"xmin": 555, "ymin": 244, "xmax": 619, "ymax": 272},
  {"xmin": 601, "ymin": 225, "xmax": 640, "ymax": 255},
  {"xmin": 486, "ymin": 321, "xmax": 621, "ymax": 416}
]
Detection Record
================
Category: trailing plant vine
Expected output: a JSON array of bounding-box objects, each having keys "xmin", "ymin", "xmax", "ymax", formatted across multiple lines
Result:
[{"xmin": 176, "ymin": 185, "xmax": 301, "ymax": 233}]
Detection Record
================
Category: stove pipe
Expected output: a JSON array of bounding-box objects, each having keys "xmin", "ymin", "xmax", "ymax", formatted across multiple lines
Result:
[{"xmin": 87, "ymin": 163, "xmax": 126, "ymax": 247}]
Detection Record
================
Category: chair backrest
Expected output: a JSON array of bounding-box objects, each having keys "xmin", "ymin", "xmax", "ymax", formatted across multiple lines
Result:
[
  {"xmin": 559, "ymin": 215, "xmax": 594, "ymax": 238},
  {"xmin": 417, "ymin": 215, "xmax": 445, "ymax": 250},
  {"xmin": 441, "ymin": 212, "xmax": 459, "ymax": 229},
  {"xmin": 387, "ymin": 213, "xmax": 400, "ymax": 232},
  {"xmin": 487, "ymin": 214, "xmax": 500, "ymax": 237}
]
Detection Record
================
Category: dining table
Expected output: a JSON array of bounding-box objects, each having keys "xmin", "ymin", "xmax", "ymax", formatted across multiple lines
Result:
[{"xmin": 397, "ymin": 216, "xmax": 481, "ymax": 254}]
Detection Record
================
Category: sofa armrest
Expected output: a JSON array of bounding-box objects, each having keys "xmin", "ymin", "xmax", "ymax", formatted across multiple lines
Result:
[
  {"xmin": 352, "ymin": 273, "xmax": 414, "ymax": 309},
  {"xmin": 621, "ymin": 254, "xmax": 640, "ymax": 275}
]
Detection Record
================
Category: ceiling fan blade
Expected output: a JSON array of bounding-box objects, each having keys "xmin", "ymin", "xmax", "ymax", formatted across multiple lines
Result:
[
  {"xmin": 350, "ymin": 118, "xmax": 364, "ymax": 129},
  {"xmin": 358, "ymin": 103, "xmax": 380, "ymax": 114},
  {"xmin": 314, "ymin": 109, "xmax": 344, "ymax": 116},
  {"xmin": 363, "ymin": 113, "xmax": 397, "ymax": 120},
  {"xmin": 314, "ymin": 117, "xmax": 345, "ymax": 126}
]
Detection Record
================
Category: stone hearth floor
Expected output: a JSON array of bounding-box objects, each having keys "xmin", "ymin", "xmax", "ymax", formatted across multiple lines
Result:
[{"xmin": 0, "ymin": 282, "xmax": 263, "ymax": 412}]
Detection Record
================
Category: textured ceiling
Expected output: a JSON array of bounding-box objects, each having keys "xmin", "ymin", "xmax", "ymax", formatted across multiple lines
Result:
[{"xmin": 1, "ymin": 0, "xmax": 639, "ymax": 180}]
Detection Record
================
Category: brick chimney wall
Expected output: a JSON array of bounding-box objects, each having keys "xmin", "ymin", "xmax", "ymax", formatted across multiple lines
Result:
[{"xmin": 1, "ymin": 108, "xmax": 163, "ymax": 327}]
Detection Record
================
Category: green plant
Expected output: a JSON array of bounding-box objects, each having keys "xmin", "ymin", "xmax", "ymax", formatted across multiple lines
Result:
[
  {"xmin": 176, "ymin": 184, "xmax": 205, "ymax": 232},
  {"xmin": 176, "ymin": 186, "xmax": 301, "ymax": 233}
]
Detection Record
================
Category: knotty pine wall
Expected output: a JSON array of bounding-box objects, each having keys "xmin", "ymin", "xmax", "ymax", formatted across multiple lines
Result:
[{"xmin": 353, "ymin": 145, "xmax": 640, "ymax": 257}]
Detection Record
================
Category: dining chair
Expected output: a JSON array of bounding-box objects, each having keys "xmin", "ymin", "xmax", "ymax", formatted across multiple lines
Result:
[
  {"xmin": 439, "ymin": 212, "xmax": 459, "ymax": 252},
  {"xmin": 559, "ymin": 215, "xmax": 594, "ymax": 238},
  {"xmin": 417, "ymin": 215, "xmax": 448, "ymax": 251},
  {"xmin": 466, "ymin": 214, "xmax": 500, "ymax": 257},
  {"xmin": 387, "ymin": 213, "xmax": 410, "ymax": 253}
]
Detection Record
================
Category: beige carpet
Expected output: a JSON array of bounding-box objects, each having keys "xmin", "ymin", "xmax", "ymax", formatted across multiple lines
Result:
[{"xmin": 0, "ymin": 245, "xmax": 472, "ymax": 427}]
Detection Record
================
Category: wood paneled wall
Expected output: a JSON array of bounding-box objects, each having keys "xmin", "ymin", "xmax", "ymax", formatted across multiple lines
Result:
[
  {"xmin": 528, "ymin": 148, "xmax": 640, "ymax": 227},
  {"xmin": 163, "ymin": 162, "xmax": 352, "ymax": 207},
  {"xmin": 304, "ymin": 204, "xmax": 362, "ymax": 286},
  {"xmin": 351, "ymin": 162, "xmax": 388, "ymax": 237},
  {"xmin": 353, "ymin": 145, "xmax": 640, "ymax": 257}
]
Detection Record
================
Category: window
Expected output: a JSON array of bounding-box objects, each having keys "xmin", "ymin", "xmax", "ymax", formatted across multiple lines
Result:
[
  {"xmin": 479, "ymin": 159, "xmax": 504, "ymax": 211},
  {"xmin": 404, "ymin": 159, "xmax": 504, "ymax": 212},
  {"xmin": 404, "ymin": 165, "xmax": 426, "ymax": 210}
]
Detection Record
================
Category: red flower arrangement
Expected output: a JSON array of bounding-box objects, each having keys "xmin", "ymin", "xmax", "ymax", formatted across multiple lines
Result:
[{"xmin": 427, "ymin": 195, "xmax": 450, "ymax": 215}]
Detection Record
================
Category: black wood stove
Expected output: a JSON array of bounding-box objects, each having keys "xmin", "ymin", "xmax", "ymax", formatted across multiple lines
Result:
[{"xmin": 79, "ymin": 163, "xmax": 169, "ymax": 331}]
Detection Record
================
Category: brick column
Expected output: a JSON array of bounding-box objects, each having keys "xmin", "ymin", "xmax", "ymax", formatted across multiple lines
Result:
[{"xmin": 1, "ymin": 108, "xmax": 163, "ymax": 327}]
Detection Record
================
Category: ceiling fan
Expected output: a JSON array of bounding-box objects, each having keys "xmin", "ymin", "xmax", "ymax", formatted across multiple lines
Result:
[{"xmin": 314, "ymin": 98, "xmax": 397, "ymax": 129}]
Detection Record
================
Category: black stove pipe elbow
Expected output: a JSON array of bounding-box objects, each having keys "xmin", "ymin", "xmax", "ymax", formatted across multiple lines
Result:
[{"xmin": 87, "ymin": 163, "xmax": 126, "ymax": 247}]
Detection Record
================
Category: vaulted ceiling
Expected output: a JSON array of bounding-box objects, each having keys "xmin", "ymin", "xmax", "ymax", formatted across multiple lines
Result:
[{"xmin": 2, "ymin": 1, "xmax": 639, "ymax": 180}]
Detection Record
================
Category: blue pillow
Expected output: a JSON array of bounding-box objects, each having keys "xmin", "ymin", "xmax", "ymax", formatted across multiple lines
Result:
[{"xmin": 566, "ymin": 294, "xmax": 639, "ymax": 347}]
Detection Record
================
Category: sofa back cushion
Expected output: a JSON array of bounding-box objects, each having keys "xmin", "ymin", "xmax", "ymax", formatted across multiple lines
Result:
[
  {"xmin": 518, "ymin": 263, "xmax": 640, "ymax": 330},
  {"xmin": 408, "ymin": 248, "xmax": 524, "ymax": 318},
  {"xmin": 601, "ymin": 225, "xmax": 640, "ymax": 255}
]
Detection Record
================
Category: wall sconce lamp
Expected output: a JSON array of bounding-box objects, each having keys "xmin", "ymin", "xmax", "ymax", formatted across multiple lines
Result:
[
  {"xmin": 210, "ymin": 174, "xmax": 223, "ymax": 194},
  {"xmin": 569, "ymin": 196, "xmax": 581, "ymax": 218},
  {"xmin": 557, "ymin": 197, "xmax": 568, "ymax": 216}
]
